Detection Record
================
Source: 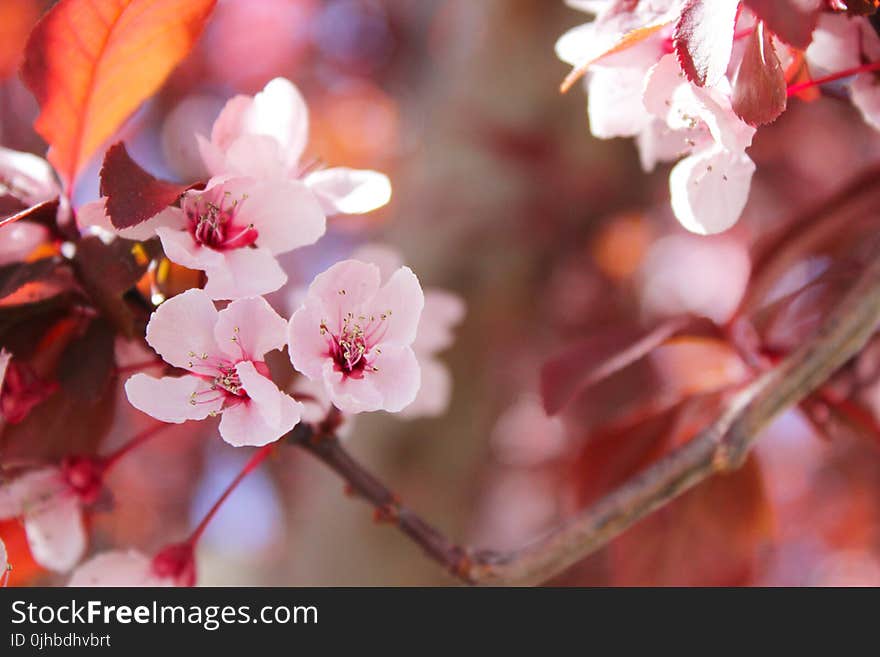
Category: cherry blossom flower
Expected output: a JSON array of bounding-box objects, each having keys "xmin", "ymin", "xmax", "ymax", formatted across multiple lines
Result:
[
  {"xmin": 198, "ymin": 77, "xmax": 392, "ymax": 215},
  {"xmin": 0, "ymin": 456, "xmax": 105, "ymax": 572},
  {"xmin": 76, "ymin": 175, "xmax": 325, "ymax": 300},
  {"xmin": 288, "ymin": 259, "xmax": 424, "ymax": 414},
  {"xmin": 556, "ymin": 2, "xmax": 759, "ymax": 234},
  {"xmin": 125, "ymin": 289, "xmax": 303, "ymax": 446},
  {"xmin": 352, "ymin": 244, "xmax": 465, "ymax": 418},
  {"xmin": 68, "ymin": 546, "xmax": 192, "ymax": 587}
]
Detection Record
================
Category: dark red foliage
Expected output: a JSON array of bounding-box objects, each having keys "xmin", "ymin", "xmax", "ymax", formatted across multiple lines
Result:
[
  {"xmin": 732, "ymin": 23, "xmax": 787, "ymax": 126},
  {"xmin": 100, "ymin": 142, "xmax": 189, "ymax": 229}
]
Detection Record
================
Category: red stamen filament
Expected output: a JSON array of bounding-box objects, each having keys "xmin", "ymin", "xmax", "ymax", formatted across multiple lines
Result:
[
  {"xmin": 186, "ymin": 444, "xmax": 275, "ymax": 547},
  {"xmin": 787, "ymin": 60, "xmax": 880, "ymax": 97}
]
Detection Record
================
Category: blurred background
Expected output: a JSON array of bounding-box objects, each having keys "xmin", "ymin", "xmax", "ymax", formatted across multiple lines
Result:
[{"xmin": 4, "ymin": 0, "xmax": 880, "ymax": 586}]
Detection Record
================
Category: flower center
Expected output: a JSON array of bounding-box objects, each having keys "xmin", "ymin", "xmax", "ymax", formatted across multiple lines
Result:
[
  {"xmin": 321, "ymin": 309, "xmax": 392, "ymax": 378},
  {"xmin": 186, "ymin": 351, "xmax": 250, "ymax": 412},
  {"xmin": 213, "ymin": 365, "xmax": 244, "ymax": 396},
  {"xmin": 185, "ymin": 190, "xmax": 258, "ymax": 251}
]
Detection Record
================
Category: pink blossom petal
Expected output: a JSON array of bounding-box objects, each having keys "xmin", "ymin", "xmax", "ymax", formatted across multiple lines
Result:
[
  {"xmin": 415, "ymin": 290, "xmax": 466, "ymax": 354},
  {"xmin": 363, "ymin": 266, "xmax": 424, "ymax": 347},
  {"xmin": 145, "ymin": 288, "xmax": 221, "ymax": 369},
  {"xmin": 288, "ymin": 303, "xmax": 332, "ymax": 380},
  {"xmin": 239, "ymin": 78, "xmax": 309, "ymax": 171},
  {"xmin": 156, "ymin": 226, "xmax": 225, "ymax": 272},
  {"xmin": 0, "ymin": 222, "xmax": 47, "ymax": 266},
  {"xmin": 197, "ymin": 134, "xmax": 229, "ymax": 178},
  {"xmin": 126, "ymin": 373, "xmax": 224, "ymax": 423},
  {"xmin": 0, "ymin": 467, "xmax": 65, "ymax": 520},
  {"xmin": 223, "ymin": 135, "xmax": 289, "ymax": 180},
  {"xmin": 587, "ymin": 66, "xmax": 654, "ymax": 139},
  {"xmin": 203, "ymin": 247, "xmax": 288, "ymax": 300},
  {"xmin": 160, "ymin": 95, "xmax": 220, "ymax": 182},
  {"xmin": 214, "ymin": 297, "xmax": 288, "ymax": 362},
  {"xmin": 217, "ymin": 361, "xmax": 302, "ymax": 447},
  {"xmin": 0, "ymin": 146, "xmax": 60, "ymax": 206},
  {"xmin": 669, "ymin": 146, "xmax": 755, "ymax": 235},
  {"xmin": 25, "ymin": 495, "xmax": 86, "ymax": 572},
  {"xmin": 303, "ymin": 167, "xmax": 392, "ymax": 215},
  {"xmin": 307, "ymin": 260, "xmax": 382, "ymax": 334},
  {"xmin": 636, "ymin": 119, "xmax": 700, "ymax": 171},
  {"xmin": 68, "ymin": 550, "xmax": 172, "ymax": 587},
  {"xmin": 210, "ymin": 94, "xmax": 253, "ymax": 152},
  {"xmin": 554, "ymin": 22, "xmax": 598, "ymax": 67},
  {"xmin": 398, "ymin": 357, "xmax": 451, "ymax": 419},
  {"xmin": 250, "ymin": 77, "xmax": 309, "ymax": 169},
  {"xmin": 365, "ymin": 344, "xmax": 421, "ymax": 412},
  {"xmin": 805, "ymin": 14, "xmax": 860, "ymax": 75},
  {"xmin": 221, "ymin": 177, "xmax": 325, "ymax": 255},
  {"xmin": 321, "ymin": 360, "xmax": 384, "ymax": 414}
]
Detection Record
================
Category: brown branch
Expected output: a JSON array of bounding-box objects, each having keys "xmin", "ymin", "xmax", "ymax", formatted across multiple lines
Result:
[
  {"xmin": 291, "ymin": 430, "xmax": 475, "ymax": 582},
  {"xmin": 290, "ymin": 246, "xmax": 880, "ymax": 586}
]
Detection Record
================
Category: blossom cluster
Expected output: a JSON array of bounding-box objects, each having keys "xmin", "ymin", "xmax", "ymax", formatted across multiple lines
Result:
[
  {"xmin": 0, "ymin": 78, "xmax": 464, "ymax": 586},
  {"xmin": 556, "ymin": 1, "xmax": 880, "ymax": 234}
]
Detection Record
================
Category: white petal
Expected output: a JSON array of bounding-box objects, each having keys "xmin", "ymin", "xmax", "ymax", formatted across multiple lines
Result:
[
  {"xmin": 125, "ymin": 374, "xmax": 224, "ymax": 423},
  {"xmin": 215, "ymin": 297, "xmax": 288, "ymax": 362},
  {"xmin": 25, "ymin": 496, "xmax": 86, "ymax": 572},
  {"xmin": 145, "ymin": 288, "xmax": 221, "ymax": 369},
  {"xmin": 669, "ymin": 147, "xmax": 755, "ymax": 235},
  {"xmin": 304, "ymin": 168, "xmax": 391, "ymax": 215}
]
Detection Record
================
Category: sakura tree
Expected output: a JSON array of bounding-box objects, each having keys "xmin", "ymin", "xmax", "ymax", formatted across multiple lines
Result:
[{"xmin": 2, "ymin": 0, "xmax": 880, "ymax": 587}]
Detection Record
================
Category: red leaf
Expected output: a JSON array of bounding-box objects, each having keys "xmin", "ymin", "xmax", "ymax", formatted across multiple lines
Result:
[
  {"xmin": 541, "ymin": 316, "xmax": 701, "ymax": 416},
  {"xmin": 674, "ymin": 0, "xmax": 740, "ymax": 87},
  {"xmin": 21, "ymin": 0, "xmax": 217, "ymax": 188},
  {"xmin": 100, "ymin": 142, "xmax": 187, "ymax": 229},
  {"xmin": 0, "ymin": 0, "xmax": 40, "ymax": 79},
  {"xmin": 742, "ymin": 0, "xmax": 821, "ymax": 48},
  {"xmin": 732, "ymin": 22, "xmax": 787, "ymax": 126}
]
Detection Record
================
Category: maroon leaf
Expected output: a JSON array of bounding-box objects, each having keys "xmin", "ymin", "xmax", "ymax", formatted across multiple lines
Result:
[
  {"xmin": 674, "ymin": 0, "xmax": 740, "ymax": 87},
  {"xmin": 732, "ymin": 22, "xmax": 787, "ymax": 126},
  {"xmin": 742, "ymin": 0, "xmax": 822, "ymax": 48},
  {"xmin": 73, "ymin": 236, "xmax": 151, "ymax": 337},
  {"xmin": 100, "ymin": 142, "xmax": 187, "ymax": 229},
  {"xmin": 541, "ymin": 316, "xmax": 700, "ymax": 416},
  {"xmin": 0, "ymin": 258, "xmax": 62, "ymax": 301},
  {"xmin": 58, "ymin": 318, "xmax": 116, "ymax": 402}
]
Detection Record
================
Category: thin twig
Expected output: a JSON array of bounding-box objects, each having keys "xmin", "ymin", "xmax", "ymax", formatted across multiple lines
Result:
[{"xmin": 292, "ymin": 431, "xmax": 475, "ymax": 582}]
